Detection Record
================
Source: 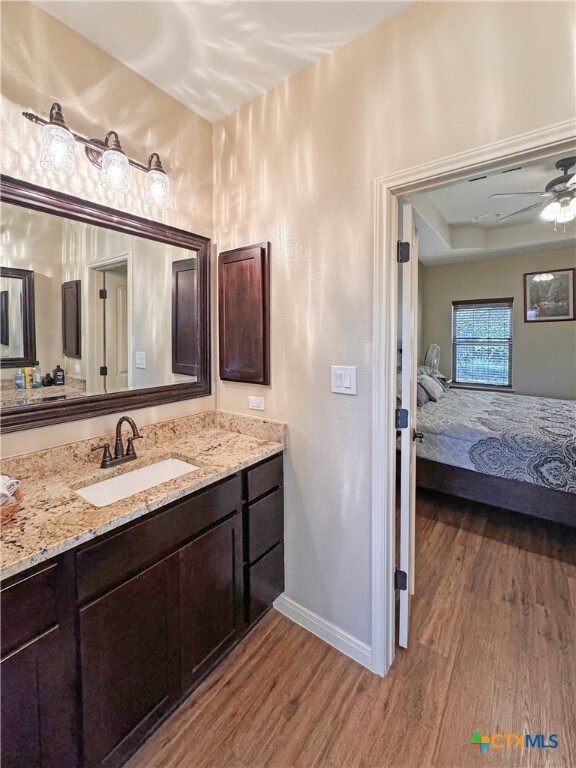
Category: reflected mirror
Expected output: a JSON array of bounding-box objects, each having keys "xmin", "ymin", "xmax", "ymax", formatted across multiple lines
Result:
[
  {"xmin": 0, "ymin": 266, "xmax": 36, "ymax": 368},
  {"xmin": 0, "ymin": 176, "xmax": 210, "ymax": 432}
]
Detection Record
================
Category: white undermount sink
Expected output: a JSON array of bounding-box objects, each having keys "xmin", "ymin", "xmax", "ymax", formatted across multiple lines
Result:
[{"xmin": 76, "ymin": 458, "xmax": 200, "ymax": 508}]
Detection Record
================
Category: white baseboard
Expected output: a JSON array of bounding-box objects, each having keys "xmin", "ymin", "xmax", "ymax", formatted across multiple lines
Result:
[{"xmin": 273, "ymin": 594, "xmax": 373, "ymax": 671}]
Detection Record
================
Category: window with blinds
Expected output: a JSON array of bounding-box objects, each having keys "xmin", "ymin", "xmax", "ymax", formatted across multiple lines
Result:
[{"xmin": 452, "ymin": 298, "xmax": 514, "ymax": 387}]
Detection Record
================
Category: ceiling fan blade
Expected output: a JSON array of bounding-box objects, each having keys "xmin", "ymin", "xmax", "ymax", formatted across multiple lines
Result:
[
  {"xmin": 490, "ymin": 192, "xmax": 553, "ymax": 198},
  {"xmin": 496, "ymin": 201, "xmax": 547, "ymax": 223}
]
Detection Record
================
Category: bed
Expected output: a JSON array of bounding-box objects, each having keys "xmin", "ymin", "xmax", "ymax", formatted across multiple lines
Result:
[{"xmin": 413, "ymin": 387, "xmax": 576, "ymax": 527}]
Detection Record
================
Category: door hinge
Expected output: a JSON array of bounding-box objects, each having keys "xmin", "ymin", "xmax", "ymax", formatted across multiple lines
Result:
[
  {"xmin": 397, "ymin": 241, "xmax": 410, "ymax": 263},
  {"xmin": 395, "ymin": 408, "xmax": 409, "ymax": 429},
  {"xmin": 99, "ymin": 289, "xmax": 107, "ymax": 299},
  {"xmin": 99, "ymin": 366, "xmax": 108, "ymax": 376},
  {"xmin": 395, "ymin": 569, "xmax": 407, "ymax": 591}
]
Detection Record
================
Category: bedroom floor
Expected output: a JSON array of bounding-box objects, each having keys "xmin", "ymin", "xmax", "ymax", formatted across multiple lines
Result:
[{"xmin": 126, "ymin": 490, "xmax": 576, "ymax": 768}]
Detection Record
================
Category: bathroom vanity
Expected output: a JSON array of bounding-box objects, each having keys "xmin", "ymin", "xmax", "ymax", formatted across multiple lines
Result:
[{"xmin": 0, "ymin": 411, "xmax": 285, "ymax": 768}]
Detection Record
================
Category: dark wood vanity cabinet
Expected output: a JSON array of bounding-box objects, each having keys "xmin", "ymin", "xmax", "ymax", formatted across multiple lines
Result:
[
  {"xmin": 80, "ymin": 555, "xmax": 180, "ymax": 768},
  {"xmin": 244, "ymin": 455, "xmax": 285, "ymax": 623},
  {"xmin": 0, "ymin": 453, "xmax": 284, "ymax": 768},
  {"xmin": 179, "ymin": 513, "xmax": 243, "ymax": 691},
  {"xmin": 0, "ymin": 559, "xmax": 78, "ymax": 768}
]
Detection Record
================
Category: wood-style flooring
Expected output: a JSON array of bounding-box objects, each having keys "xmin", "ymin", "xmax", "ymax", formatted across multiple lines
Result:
[{"xmin": 127, "ymin": 490, "xmax": 576, "ymax": 768}]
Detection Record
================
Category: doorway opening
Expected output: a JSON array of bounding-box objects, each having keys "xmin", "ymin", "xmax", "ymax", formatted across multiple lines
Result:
[
  {"xmin": 87, "ymin": 254, "xmax": 131, "ymax": 396},
  {"xmin": 371, "ymin": 127, "xmax": 576, "ymax": 676}
]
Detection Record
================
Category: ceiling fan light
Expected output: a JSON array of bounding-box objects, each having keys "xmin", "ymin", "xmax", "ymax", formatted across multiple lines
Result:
[
  {"xmin": 570, "ymin": 197, "xmax": 576, "ymax": 213},
  {"xmin": 556, "ymin": 204, "xmax": 575, "ymax": 224},
  {"xmin": 541, "ymin": 201, "xmax": 561, "ymax": 221}
]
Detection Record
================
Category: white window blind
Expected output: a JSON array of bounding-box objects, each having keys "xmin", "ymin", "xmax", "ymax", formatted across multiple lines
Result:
[{"xmin": 452, "ymin": 298, "xmax": 514, "ymax": 387}]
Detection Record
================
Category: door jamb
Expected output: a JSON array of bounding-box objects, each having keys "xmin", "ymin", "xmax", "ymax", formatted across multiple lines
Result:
[{"xmin": 371, "ymin": 120, "xmax": 576, "ymax": 676}]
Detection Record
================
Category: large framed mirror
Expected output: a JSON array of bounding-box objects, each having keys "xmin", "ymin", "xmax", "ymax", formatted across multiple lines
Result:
[{"xmin": 0, "ymin": 175, "xmax": 210, "ymax": 433}]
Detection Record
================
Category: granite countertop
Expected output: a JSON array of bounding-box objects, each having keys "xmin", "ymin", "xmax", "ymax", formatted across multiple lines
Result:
[{"xmin": 0, "ymin": 410, "xmax": 286, "ymax": 581}]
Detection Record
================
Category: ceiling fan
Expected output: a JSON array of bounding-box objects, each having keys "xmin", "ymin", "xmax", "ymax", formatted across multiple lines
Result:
[{"xmin": 490, "ymin": 156, "xmax": 576, "ymax": 224}]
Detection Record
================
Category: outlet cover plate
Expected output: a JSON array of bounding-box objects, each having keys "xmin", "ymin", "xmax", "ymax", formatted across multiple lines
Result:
[{"xmin": 248, "ymin": 396, "xmax": 265, "ymax": 410}]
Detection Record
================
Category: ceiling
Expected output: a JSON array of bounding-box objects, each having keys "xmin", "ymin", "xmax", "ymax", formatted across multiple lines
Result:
[
  {"xmin": 410, "ymin": 151, "xmax": 576, "ymax": 266},
  {"xmin": 34, "ymin": 1, "xmax": 410, "ymax": 123}
]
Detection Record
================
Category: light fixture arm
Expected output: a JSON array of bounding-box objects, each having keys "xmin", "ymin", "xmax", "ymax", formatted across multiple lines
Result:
[{"xmin": 23, "ymin": 107, "xmax": 160, "ymax": 174}]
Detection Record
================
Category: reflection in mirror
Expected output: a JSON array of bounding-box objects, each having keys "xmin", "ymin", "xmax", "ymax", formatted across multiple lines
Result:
[
  {"xmin": 0, "ymin": 266, "xmax": 36, "ymax": 370},
  {"xmin": 0, "ymin": 201, "xmax": 201, "ymax": 411}
]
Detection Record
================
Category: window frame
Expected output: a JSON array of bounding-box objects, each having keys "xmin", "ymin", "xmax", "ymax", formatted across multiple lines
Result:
[{"xmin": 451, "ymin": 297, "xmax": 514, "ymax": 389}]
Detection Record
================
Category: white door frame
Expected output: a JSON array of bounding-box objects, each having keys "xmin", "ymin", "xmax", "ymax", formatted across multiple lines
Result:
[{"xmin": 370, "ymin": 120, "xmax": 576, "ymax": 676}]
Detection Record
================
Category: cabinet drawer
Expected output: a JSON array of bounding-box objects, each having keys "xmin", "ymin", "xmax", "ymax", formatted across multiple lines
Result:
[
  {"xmin": 1, "ymin": 562, "xmax": 59, "ymax": 657},
  {"xmin": 77, "ymin": 474, "xmax": 242, "ymax": 603},
  {"xmin": 247, "ymin": 488, "xmax": 284, "ymax": 564},
  {"xmin": 248, "ymin": 542, "xmax": 284, "ymax": 623},
  {"xmin": 246, "ymin": 454, "xmax": 283, "ymax": 502}
]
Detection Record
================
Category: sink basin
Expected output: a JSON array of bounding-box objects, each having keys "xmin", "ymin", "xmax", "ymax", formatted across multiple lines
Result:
[{"xmin": 76, "ymin": 458, "xmax": 200, "ymax": 508}]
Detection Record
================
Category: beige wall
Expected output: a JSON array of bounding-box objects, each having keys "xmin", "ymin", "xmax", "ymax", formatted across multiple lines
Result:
[
  {"xmin": 1, "ymin": 0, "xmax": 575, "ymax": 648},
  {"xmin": 213, "ymin": 1, "xmax": 575, "ymax": 644},
  {"xmin": 0, "ymin": 1, "xmax": 216, "ymax": 455},
  {"xmin": 420, "ymin": 249, "xmax": 576, "ymax": 400}
]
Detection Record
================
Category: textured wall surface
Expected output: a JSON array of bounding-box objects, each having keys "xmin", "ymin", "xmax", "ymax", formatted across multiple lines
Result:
[
  {"xmin": 0, "ymin": 1, "xmax": 216, "ymax": 455},
  {"xmin": 421, "ymin": 248, "xmax": 576, "ymax": 400},
  {"xmin": 1, "ymin": 0, "xmax": 575, "ymax": 648},
  {"xmin": 213, "ymin": 1, "xmax": 576, "ymax": 644}
]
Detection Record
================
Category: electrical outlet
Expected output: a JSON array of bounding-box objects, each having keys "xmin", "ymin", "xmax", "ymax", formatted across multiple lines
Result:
[
  {"xmin": 248, "ymin": 396, "xmax": 265, "ymax": 410},
  {"xmin": 135, "ymin": 351, "xmax": 146, "ymax": 369}
]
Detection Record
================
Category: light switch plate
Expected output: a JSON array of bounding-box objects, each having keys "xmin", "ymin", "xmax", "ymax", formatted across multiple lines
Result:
[
  {"xmin": 248, "ymin": 396, "xmax": 265, "ymax": 410},
  {"xmin": 331, "ymin": 365, "xmax": 357, "ymax": 395},
  {"xmin": 135, "ymin": 351, "xmax": 146, "ymax": 369}
]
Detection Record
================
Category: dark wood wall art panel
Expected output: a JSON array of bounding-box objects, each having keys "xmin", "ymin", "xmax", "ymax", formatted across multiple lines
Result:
[
  {"xmin": 61, "ymin": 280, "xmax": 81, "ymax": 359},
  {"xmin": 172, "ymin": 258, "xmax": 199, "ymax": 377},
  {"xmin": 218, "ymin": 242, "xmax": 270, "ymax": 384}
]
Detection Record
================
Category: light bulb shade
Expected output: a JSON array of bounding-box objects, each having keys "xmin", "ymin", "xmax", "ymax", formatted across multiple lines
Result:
[
  {"xmin": 39, "ymin": 123, "xmax": 75, "ymax": 175},
  {"xmin": 533, "ymin": 273, "xmax": 554, "ymax": 282},
  {"xmin": 570, "ymin": 197, "xmax": 576, "ymax": 213},
  {"xmin": 556, "ymin": 204, "xmax": 575, "ymax": 224},
  {"xmin": 145, "ymin": 168, "xmax": 170, "ymax": 209},
  {"xmin": 101, "ymin": 148, "xmax": 130, "ymax": 194},
  {"xmin": 541, "ymin": 201, "xmax": 561, "ymax": 221}
]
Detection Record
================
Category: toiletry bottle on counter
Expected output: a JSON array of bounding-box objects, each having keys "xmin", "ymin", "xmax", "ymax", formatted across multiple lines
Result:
[
  {"xmin": 14, "ymin": 369, "xmax": 24, "ymax": 389},
  {"xmin": 32, "ymin": 367, "xmax": 42, "ymax": 388},
  {"xmin": 53, "ymin": 365, "xmax": 65, "ymax": 385},
  {"xmin": 24, "ymin": 367, "xmax": 33, "ymax": 388}
]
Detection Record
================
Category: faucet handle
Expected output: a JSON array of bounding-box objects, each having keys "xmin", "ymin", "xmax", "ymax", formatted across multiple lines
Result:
[
  {"xmin": 125, "ymin": 434, "xmax": 142, "ymax": 457},
  {"xmin": 91, "ymin": 443, "xmax": 113, "ymax": 468}
]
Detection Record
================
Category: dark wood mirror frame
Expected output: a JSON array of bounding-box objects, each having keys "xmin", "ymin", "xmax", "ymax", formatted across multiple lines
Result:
[
  {"xmin": 0, "ymin": 266, "xmax": 37, "ymax": 369},
  {"xmin": 0, "ymin": 175, "xmax": 211, "ymax": 434}
]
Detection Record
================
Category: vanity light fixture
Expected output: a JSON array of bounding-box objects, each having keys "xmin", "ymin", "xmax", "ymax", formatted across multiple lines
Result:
[
  {"xmin": 100, "ymin": 131, "xmax": 130, "ymax": 194},
  {"xmin": 23, "ymin": 103, "xmax": 170, "ymax": 209},
  {"xmin": 145, "ymin": 153, "xmax": 170, "ymax": 210},
  {"xmin": 39, "ymin": 103, "xmax": 76, "ymax": 176}
]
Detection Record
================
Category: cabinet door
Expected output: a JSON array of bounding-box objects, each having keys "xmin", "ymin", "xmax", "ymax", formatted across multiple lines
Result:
[
  {"xmin": 1, "ymin": 559, "xmax": 78, "ymax": 768},
  {"xmin": 180, "ymin": 514, "xmax": 243, "ymax": 691},
  {"xmin": 1, "ymin": 627, "xmax": 77, "ymax": 768},
  {"xmin": 80, "ymin": 554, "xmax": 179, "ymax": 768}
]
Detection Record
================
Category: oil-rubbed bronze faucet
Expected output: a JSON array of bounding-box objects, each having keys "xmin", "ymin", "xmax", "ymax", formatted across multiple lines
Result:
[{"xmin": 91, "ymin": 416, "xmax": 142, "ymax": 468}]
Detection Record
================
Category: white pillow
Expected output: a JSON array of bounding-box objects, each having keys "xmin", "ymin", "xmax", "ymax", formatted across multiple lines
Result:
[{"xmin": 418, "ymin": 373, "xmax": 445, "ymax": 402}]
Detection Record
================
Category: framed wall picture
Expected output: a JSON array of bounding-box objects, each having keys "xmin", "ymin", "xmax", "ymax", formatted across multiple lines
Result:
[
  {"xmin": 218, "ymin": 242, "xmax": 270, "ymax": 384},
  {"xmin": 524, "ymin": 268, "xmax": 575, "ymax": 323}
]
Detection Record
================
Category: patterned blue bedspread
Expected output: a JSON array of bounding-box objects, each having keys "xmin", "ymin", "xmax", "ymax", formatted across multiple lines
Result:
[{"xmin": 416, "ymin": 390, "xmax": 576, "ymax": 494}]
